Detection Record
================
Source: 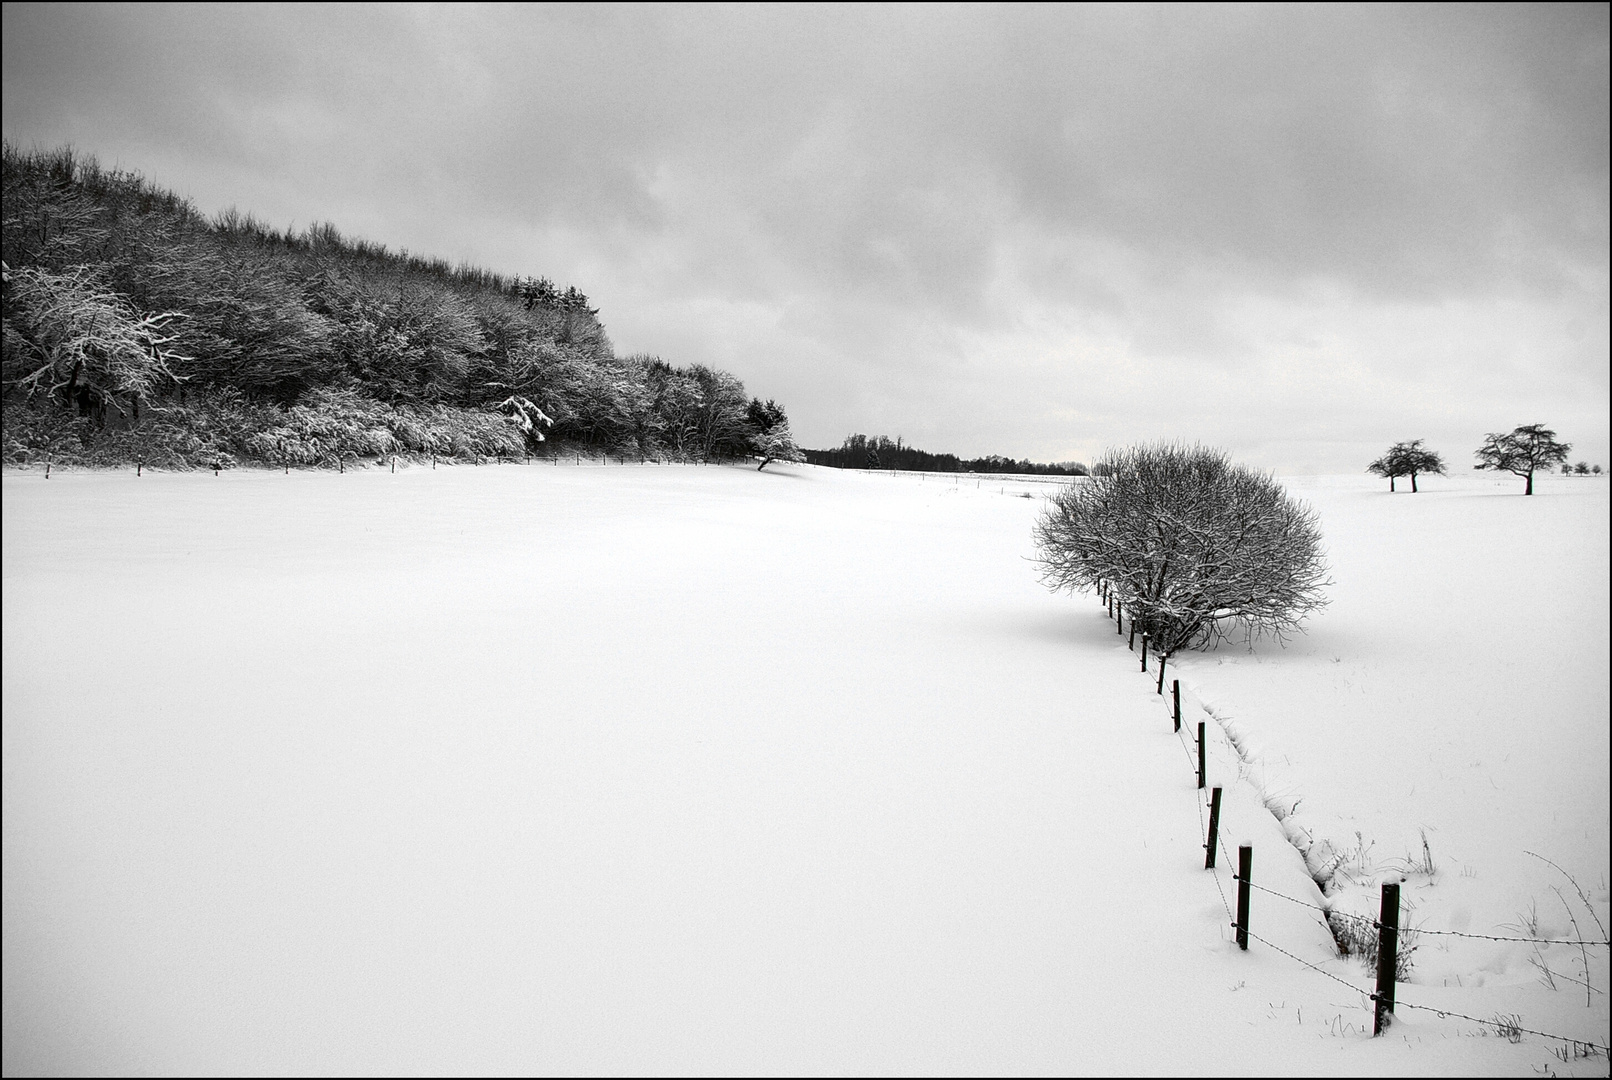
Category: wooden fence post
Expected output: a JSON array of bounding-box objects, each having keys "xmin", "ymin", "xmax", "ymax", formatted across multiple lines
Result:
[
  {"xmin": 1129, "ymin": 620, "xmax": 1137, "ymax": 650},
  {"xmin": 1373, "ymin": 882, "xmax": 1400, "ymax": 1035},
  {"xmin": 1156, "ymin": 654, "xmax": 1167, "ymax": 694},
  {"xmin": 1116, "ymin": 604, "xmax": 1123, "ymax": 635},
  {"xmin": 1197, "ymin": 721, "xmax": 1206, "ymax": 789},
  {"xmin": 1141, "ymin": 635, "xmax": 1149, "ymax": 671},
  {"xmin": 1173, "ymin": 680, "xmax": 1181, "ymax": 732},
  {"xmin": 1235, "ymin": 846, "xmax": 1252, "ymax": 950},
  {"xmin": 1205, "ymin": 787, "xmax": 1223, "ymax": 869}
]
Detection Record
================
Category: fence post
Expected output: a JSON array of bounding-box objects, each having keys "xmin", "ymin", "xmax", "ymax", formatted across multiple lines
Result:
[
  {"xmin": 1173, "ymin": 680, "xmax": 1181, "ymax": 732},
  {"xmin": 1205, "ymin": 787, "xmax": 1223, "ymax": 869},
  {"xmin": 1197, "ymin": 721, "xmax": 1206, "ymax": 789},
  {"xmin": 1128, "ymin": 620, "xmax": 1137, "ymax": 650},
  {"xmin": 1235, "ymin": 846, "xmax": 1252, "ymax": 950},
  {"xmin": 1156, "ymin": 654, "xmax": 1167, "ymax": 694},
  {"xmin": 1116, "ymin": 604, "xmax": 1123, "ymax": 635},
  {"xmin": 1373, "ymin": 882, "xmax": 1401, "ymax": 1035},
  {"xmin": 1141, "ymin": 635, "xmax": 1149, "ymax": 671}
]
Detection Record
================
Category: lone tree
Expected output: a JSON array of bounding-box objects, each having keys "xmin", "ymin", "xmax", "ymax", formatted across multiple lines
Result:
[
  {"xmin": 1474, "ymin": 424, "xmax": 1571, "ymax": 495},
  {"xmin": 746, "ymin": 398, "xmax": 804, "ymax": 471},
  {"xmin": 1367, "ymin": 439, "xmax": 1446, "ymax": 492},
  {"xmin": 1034, "ymin": 443, "xmax": 1329, "ymax": 657}
]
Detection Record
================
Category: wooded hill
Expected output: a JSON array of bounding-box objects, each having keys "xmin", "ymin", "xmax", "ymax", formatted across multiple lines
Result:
[{"xmin": 1, "ymin": 144, "xmax": 799, "ymax": 470}]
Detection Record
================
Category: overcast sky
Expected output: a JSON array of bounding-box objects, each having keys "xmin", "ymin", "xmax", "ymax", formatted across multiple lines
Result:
[{"xmin": 3, "ymin": 3, "xmax": 1607, "ymax": 471}]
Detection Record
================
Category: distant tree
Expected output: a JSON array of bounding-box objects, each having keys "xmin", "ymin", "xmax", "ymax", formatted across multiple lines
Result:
[
  {"xmin": 1367, "ymin": 439, "xmax": 1445, "ymax": 493},
  {"xmin": 1035, "ymin": 444, "xmax": 1329, "ymax": 656},
  {"xmin": 1366, "ymin": 453, "xmax": 1400, "ymax": 492},
  {"xmin": 1474, "ymin": 424, "xmax": 1571, "ymax": 495},
  {"xmin": 1594, "ymin": 465, "xmax": 1603, "ymax": 476},
  {"xmin": 1573, "ymin": 461, "xmax": 1589, "ymax": 475},
  {"xmin": 867, "ymin": 446, "xmax": 881, "ymax": 469}
]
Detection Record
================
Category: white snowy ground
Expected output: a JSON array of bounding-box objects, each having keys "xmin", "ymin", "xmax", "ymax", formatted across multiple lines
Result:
[
  {"xmin": 2, "ymin": 461, "xmax": 1606, "ymax": 1076},
  {"xmin": 1166, "ymin": 471, "xmax": 1611, "ymax": 1061}
]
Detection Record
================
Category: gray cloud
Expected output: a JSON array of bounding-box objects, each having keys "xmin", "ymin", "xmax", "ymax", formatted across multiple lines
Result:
[{"xmin": 4, "ymin": 3, "xmax": 1606, "ymax": 468}]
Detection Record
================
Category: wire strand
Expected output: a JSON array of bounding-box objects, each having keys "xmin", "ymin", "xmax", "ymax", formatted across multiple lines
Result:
[{"xmin": 1393, "ymin": 999, "xmax": 1612, "ymax": 1055}]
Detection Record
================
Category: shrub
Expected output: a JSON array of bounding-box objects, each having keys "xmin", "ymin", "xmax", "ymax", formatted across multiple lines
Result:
[
  {"xmin": 1328, "ymin": 910, "xmax": 1418, "ymax": 981},
  {"xmin": 1034, "ymin": 443, "xmax": 1330, "ymax": 655}
]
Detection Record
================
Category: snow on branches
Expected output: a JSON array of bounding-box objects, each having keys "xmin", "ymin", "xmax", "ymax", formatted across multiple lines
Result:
[
  {"xmin": 1034, "ymin": 443, "xmax": 1330, "ymax": 656},
  {"xmin": 3, "ymin": 262, "xmax": 189, "ymax": 421}
]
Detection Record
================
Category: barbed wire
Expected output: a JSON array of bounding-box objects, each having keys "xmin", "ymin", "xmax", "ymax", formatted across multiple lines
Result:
[
  {"xmin": 1236, "ymin": 879, "xmax": 1607, "ymax": 946},
  {"xmin": 1242, "ymin": 928, "xmax": 1373, "ymax": 997},
  {"xmin": 1392, "ymin": 999, "xmax": 1612, "ymax": 1055}
]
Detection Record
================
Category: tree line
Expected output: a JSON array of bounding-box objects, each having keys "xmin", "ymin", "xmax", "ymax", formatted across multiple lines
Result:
[
  {"xmin": 805, "ymin": 433, "xmax": 1087, "ymax": 475},
  {"xmin": 1, "ymin": 143, "xmax": 801, "ymax": 471}
]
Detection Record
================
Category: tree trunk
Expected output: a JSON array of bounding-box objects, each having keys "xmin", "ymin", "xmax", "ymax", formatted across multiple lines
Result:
[
  {"xmin": 1410, "ymin": 472, "xmax": 1417, "ymax": 493},
  {"xmin": 1390, "ymin": 476, "xmax": 1395, "ymax": 492},
  {"xmin": 1525, "ymin": 470, "xmax": 1533, "ymax": 495}
]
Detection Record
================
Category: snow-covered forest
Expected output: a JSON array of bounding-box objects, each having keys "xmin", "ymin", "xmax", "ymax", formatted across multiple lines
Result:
[{"xmin": 1, "ymin": 145, "xmax": 799, "ymax": 471}]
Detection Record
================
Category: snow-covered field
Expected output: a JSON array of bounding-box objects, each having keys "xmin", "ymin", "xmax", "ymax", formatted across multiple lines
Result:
[{"xmin": 3, "ymin": 462, "xmax": 1607, "ymax": 1076}]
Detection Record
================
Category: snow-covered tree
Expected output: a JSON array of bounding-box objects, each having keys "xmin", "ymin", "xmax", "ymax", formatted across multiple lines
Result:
[
  {"xmin": 746, "ymin": 397, "xmax": 803, "ymax": 471},
  {"xmin": 3, "ymin": 263, "xmax": 189, "ymax": 423},
  {"xmin": 1034, "ymin": 443, "xmax": 1330, "ymax": 656},
  {"xmin": 497, "ymin": 394, "xmax": 553, "ymax": 443},
  {"xmin": 1474, "ymin": 424, "xmax": 1571, "ymax": 495}
]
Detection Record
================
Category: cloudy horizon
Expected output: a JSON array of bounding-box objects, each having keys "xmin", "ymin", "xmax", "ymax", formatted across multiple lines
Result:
[{"xmin": 3, "ymin": 3, "xmax": 1606, "ymax": 472}]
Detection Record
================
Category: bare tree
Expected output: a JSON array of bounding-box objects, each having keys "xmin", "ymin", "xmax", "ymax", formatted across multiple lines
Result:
[
  {"xmin": 1367, "ymin": 439, "xmax": 1446, "ymax": 492},
  {"xmin": 1474, "ymin": 424, "xmax": 1571, "ymax": 495},
  {"xmin": 1034, "ymin": 443, "xmax": 1330, "ymax": 657}
]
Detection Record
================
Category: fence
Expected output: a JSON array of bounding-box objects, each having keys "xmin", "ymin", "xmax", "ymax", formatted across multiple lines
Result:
[{"xmin": 1094, "ymin": 577, "xmax": 1611, "ymax": 1050}]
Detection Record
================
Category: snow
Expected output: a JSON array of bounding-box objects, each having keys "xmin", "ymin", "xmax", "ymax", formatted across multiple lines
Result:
[{"xmin": 3, "ymin": 461, "xmax": 1607, "ymax": 1075}]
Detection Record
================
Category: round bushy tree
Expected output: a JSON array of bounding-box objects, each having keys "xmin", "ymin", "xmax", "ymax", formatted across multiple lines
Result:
[{"xmin": 1034, "ymin": 444, "xmax": 1330, "ymax": 656}]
